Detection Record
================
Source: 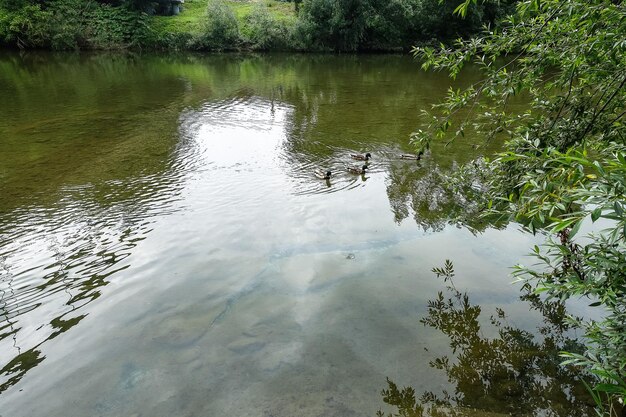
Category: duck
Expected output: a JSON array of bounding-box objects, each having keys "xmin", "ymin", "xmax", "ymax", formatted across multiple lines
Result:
[
  {"xmin": 314, "ymin": 169, "xmax": 332, "ymax": 180},
  {"xmin": 347, "ymin": 164, "xmax": 369, "ymax": 175},
  {"xmin": 350, "ymin": 152, "xmax": 372, "ymax": 161},
  {"xmin": 399, "ymin": 151, "xmax": 424, "ymax": 160}
]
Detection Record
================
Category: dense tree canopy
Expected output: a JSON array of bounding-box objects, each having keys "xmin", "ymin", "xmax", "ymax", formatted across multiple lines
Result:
[
  {"xmin": 295, "ymin": 0, "xmax": 514, "ymax": 51},
  {"xmin": 0, "ymin": 0, "xmax": 157, "ymax": 49}
]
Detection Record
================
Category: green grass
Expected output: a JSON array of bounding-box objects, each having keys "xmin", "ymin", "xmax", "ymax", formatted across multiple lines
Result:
[
  {"xmin": 150, "ymin": 0, "xmax": 296, "ymax": 36},
  {"xmin": 150, "ymin": 0, "xmax": 206, "ymax": 34},
  {"xmin": 228, "ymin": 0, "xmax": 296, "ymax": 22}
]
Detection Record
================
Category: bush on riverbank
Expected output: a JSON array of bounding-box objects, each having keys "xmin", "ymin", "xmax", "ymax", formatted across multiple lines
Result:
[
  {"xmin": 188, "ymin": 0, "xmax": 514, "ymax": 52},
  {"xmin": 293, "ymin": 0, "xmax": 495, "ymax": 51},
  {"xmin": 241, "ymin": 3, "xmax": 293, "ymax": 50},
  {"xmin": 192, "ymin": 0, "xmax": 240, "ymax": 50},
  {"xmin": 0, "ymin": 0, "xmax": 159, "ymax": 49}
]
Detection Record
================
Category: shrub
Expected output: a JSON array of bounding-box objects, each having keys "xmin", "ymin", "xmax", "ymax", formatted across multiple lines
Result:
[
  {"xmin": 46, "ymin": 0, "xmax": 93, "ymax": 49},
  {"xmin": 193, "ymin": 0, "xmax": 240, "ymax": 50},
  {"xmin": 242, "ymin": 3, "xmax": 291, "ymax": 50},
  {"xmin": 0, "ymin": 0, "xmax": 155, "ymax": 49},
  {"xmin": 296, "ymin": 0, "xmax": 367, "ymax": 51},
  {"xmin": 0, "ymin": 4, "xmax": 53, "ymax": 48}
]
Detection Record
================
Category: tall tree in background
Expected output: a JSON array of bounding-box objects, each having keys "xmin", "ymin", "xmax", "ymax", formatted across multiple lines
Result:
[{"xmin": 294, "ymin": 0, "xmax": 514, "ymax": 51}]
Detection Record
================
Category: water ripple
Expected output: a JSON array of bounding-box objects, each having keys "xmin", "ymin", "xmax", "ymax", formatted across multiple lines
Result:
[
  {"xmin": 0, "ymin": 147, "xmax": 190, "ymax": 392},
  {"xmin": 281, "ymin": 144, "xmax": 428, "ymax": 196}
]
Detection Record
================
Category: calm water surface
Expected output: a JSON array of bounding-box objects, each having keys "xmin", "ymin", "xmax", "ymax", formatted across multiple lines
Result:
[{"xmin": 0, "ymin": 52, "xmax": 594, "ymax": 416}]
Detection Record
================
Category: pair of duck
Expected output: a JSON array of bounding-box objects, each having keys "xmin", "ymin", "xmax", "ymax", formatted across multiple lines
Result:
[
  {"xmin": 314, "ymin": 152, "xmax": 372, "ymax": 180},
  {"xmin": 352, "ymin": 151, "xmax": 424, "ymax": 161},
  {"xmin": 314, "ymin": 151, "xmax": 424, "ymax": 180}
]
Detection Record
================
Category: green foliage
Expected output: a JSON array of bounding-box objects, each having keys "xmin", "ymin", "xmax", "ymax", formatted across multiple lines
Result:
[
  {"xmin": 0, "ymin": 0, "xmax": 514, "ymax": 50},
  {"xmin": 121, "ymin": 0, "xmax": 156, "ymax": 12},
  {"xmin": 413, "ymin": 0, "xmax": 486, "ymax": 40},
  {"xmin": 47, "ymin": 0, "xmax": 89, "ymax": 49},
  {"xmin": 294, "ymin": 0, "xmax": 367, "ymax": 51},
  {"xmin": 85, "ymin": 2, "xmax": 152, "ymax": 48},
  {"xmin": 193, "ymin": 0, "xmax": 240, "ymax": 50},
  {"xmin": 295, "ymin": 0, "xmax": 513, "ymax": 51},
  {"xmin": 413, "ymin": 0, "xmax": 626, "ymax": 414},
  {"xmin": 360, "ymin": 0, "xmax": 412, "ymax": 49},
  {"xmin": 0, "ymin": 0, "xmax": 154, "ymax": 49},
  {"xmin": 0, "ymin": 3, "xmax": 52, "ymax": 47},
  {"xmin": 241, "ymin": 3, "xmax": 292, "ymax": 50},
  {"xmin": 509, "ymin": 146, "xmax": 626, "ymax": 414}
]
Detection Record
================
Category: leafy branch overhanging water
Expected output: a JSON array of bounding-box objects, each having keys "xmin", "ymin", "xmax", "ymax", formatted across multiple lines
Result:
[{"xmin": 411, "ymin": 0, "xmax": 626, "ymax": 414}]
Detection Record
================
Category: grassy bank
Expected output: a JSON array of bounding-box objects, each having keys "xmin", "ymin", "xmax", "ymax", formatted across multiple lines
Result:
[
  {"xmin": 150, "ymin": 0, "xmax": 295, "ymax": 37},
  {"xmin": 148, "ymin": 0, "xmax": 297, "ymax": 50}
]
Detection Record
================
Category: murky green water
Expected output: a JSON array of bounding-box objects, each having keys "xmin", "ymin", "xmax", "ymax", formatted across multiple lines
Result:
[{"xmin": 0, "ymin": 52, "xmax": 594, "ymax": 416}]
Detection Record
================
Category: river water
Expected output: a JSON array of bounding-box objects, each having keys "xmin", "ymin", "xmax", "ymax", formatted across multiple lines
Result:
[{"xmin": 0, "ymin": 52, "xmax": 594, "ymax": 416}]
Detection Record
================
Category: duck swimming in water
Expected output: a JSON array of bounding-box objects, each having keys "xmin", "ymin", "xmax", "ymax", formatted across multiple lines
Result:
[
  {"xmin": 314, "ymin": 169, "xmax": 332, "ymax": 180},
  {"xmin": 399, "ymin": 151, "xmax": 424, "ymax": 160},
  {"xmin": 350, "ymin": 152, "xmax": 371, "ymax": 161},
  {"xmin": 347, "ymin": 164, "xmax": 369, "ymax": 175}
]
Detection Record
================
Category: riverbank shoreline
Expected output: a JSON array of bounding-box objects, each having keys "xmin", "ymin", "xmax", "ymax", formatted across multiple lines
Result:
[{"xmin": 0, "ymin": 0, "xmax": 506, "ymax": 52}]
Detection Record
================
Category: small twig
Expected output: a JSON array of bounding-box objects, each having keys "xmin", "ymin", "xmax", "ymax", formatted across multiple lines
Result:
[
  {"xmin": 548, "ymin": 68, "xmax": 577, "ymax": 133},
  {"xmin": 579, "ymin": 72, "xmax": 626, "ymax": 142}
]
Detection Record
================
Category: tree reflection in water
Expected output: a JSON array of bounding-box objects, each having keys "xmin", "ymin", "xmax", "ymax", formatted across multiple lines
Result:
[
  {"xmin": 385, "ymin": 158, "xmax": 499, "ymax": 233},
  {"xmin": 378, "ymin": 261, "xmax": 594, "ymax": 417}
]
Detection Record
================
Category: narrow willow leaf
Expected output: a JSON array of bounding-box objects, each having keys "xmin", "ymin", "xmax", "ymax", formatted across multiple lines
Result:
[
  {"xmin": 594, "ymin": 384, "xmax": 625, "ymax": 394},
  {"xmin": 552, "ymin": 219, "xmax": 575, "ymax": 233},
  {"xmin": 591, "ymin": 207, "xmax": 602, "ymax": 222},
  {"xmin": 569, "ymin": 219, "xmax": 583, "ymax": 237},
  {"xmin": 614, "ymin": 201, "xmax": 623, "ymax": 216}
]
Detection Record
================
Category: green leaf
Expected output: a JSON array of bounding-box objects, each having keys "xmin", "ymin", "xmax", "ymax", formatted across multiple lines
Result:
[
  {"xmin": 594, "ymin": 384, "xmax": 625, "ymax": 394},
  {"xmin": 569, "ymin": 219, "xmax": 583, "ymax": 237},
  {"xmin": 591, "ymin": 207, "xmax": 602, "ymax": 222},
  {"xmin": 552, "ymin": 219, "xmax": 575, "ymax": 233},
  {"xmin": 614, "ymin": 201, "xmax": 623, "ymax": 216}
]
